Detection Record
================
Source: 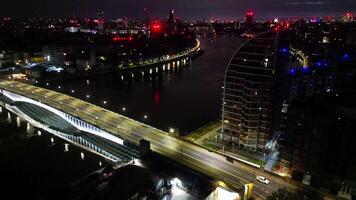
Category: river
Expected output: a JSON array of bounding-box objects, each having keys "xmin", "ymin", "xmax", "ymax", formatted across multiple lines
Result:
[{"xmin": 41, "ymin": 37, "xmax": 243, "ymax": 135}]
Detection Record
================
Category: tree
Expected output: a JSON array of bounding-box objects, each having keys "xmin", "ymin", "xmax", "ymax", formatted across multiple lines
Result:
[
  {"xmin": 267, "ymin": 188, "xmax": 321, "ymax": 200},
  {"xmin": 267, "ymin": 188, "xmax": 298, "ymax": 200}
]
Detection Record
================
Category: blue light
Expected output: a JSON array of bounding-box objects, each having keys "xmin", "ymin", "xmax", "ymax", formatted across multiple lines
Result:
[
  {"xmin": 342, "ymin": 53, "xmax": 351, "ymax": 61},
  {"xmin": 288, "ymin": 68, "xmax": 296, "ymax": 75},
  {"xmin": 315, "ymin": 61, "xmax": 328, "ymax": 68},
  {"xmin": 280, "ymin": 48, "xmax": 289, "ymax": 55},
  {"xmin": 25, "ymin": 63, "xmax": 37, "ymax": 69},
  {"xmin": 301, "ymin": 67, "xmax": 310, "ymax": 73}
]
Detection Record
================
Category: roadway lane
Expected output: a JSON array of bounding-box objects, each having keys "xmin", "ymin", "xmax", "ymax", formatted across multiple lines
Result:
[{"xmin": 0, "ymin": 80, "xmax": 299, "ymax": 199}]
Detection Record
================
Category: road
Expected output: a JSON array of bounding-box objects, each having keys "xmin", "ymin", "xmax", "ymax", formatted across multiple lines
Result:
[{"xmin": 0, "ymin": 80, "xmax": 300, "ymax": 199}]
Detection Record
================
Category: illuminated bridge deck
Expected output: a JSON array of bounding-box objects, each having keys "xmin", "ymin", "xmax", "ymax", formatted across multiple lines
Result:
[{"xmin": 0, "ymin": 79, "xmax": 302, "ymax": 199}]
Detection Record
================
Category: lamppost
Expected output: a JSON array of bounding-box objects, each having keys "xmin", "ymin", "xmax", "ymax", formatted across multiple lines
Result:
[
  {"xmin": 169, "ymin": 127, "xmax": 175, "ymax": 135},
  {"xmin": 180, "ymin": 143, "xmax": 183, "ymax": 161}
]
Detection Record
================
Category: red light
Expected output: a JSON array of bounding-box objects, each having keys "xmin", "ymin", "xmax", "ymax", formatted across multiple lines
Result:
[
  {"xmin": 153, "ymin": 90, "xmax": 160, "ymax": 104},
  {"xmin": 151, "ymin": 22, "xmax": 162, "ymax": 33},
  {"xmin": 246, "ymin": 12, "xmax": 254, "ymax": 16}
]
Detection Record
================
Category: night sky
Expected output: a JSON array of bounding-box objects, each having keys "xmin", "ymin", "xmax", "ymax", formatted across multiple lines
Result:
[{"xmin": 1, "ymin": 0, "xmax": 356, "ymax": 19}]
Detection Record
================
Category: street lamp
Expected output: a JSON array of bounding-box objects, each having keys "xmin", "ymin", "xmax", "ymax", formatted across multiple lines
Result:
[
  {"xmin": 80, "ymin": 152, "xmax": 85, "ymax": 160},
  {"xmin": 64, "ymin": 143, "xmax": 69, "ymax": 152},
  {"xmin": 169, "ymin": 128, "xmax": 175, "ymax": 134},
  {"xmin": 122, "ymin": 107, "xmax": 126, "ymax": 111},
  {"xmin": 180, "ymin": 142, "xmax": 183, "ymax": 161},
  {"xmin": 143, "ymin": 114, "xmax": 148, "ymax": 119}
]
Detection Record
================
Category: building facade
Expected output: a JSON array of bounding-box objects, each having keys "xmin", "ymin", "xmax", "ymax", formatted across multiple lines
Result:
[
  {"xmin": 42, "ymin": 46, "xmax": 64, "ymax": 65},
  {"xmin": 221, "ymin": 31, "xmax": 286, "ymax": 153}
]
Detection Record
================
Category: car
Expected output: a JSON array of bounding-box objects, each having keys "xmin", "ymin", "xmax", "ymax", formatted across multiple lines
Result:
[{"xmin": 256, "ymin": 176, "xmax": 270, "ymax": 184}]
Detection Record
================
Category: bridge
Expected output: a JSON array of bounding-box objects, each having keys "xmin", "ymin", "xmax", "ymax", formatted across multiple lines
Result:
[
  {"xmin": 0, "ymin": 92, "xmax": 140, "ymax": 163},
  {"xmin": 0, "ymin": 79, "xmax": 299, "ymax": 199}
]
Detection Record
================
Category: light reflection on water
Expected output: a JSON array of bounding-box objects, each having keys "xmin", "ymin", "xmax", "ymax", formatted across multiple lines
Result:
[{"xmin": 43, "ymin": 37, "xmax": 243, "ymax": 135}]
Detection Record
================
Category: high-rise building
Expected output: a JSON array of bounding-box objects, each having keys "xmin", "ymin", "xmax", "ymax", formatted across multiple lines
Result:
[
  {"xmin": 42, "ymin": 46, "xmax": 64, "ymax": 65},
  {"xmin": 97, "ymin": 10, "xmax": 105, "ymax": 30},
  {"xmin": 168, "ymin": 9, "xmax": 175, "ymax": 23},
  {"xmin": 143, "ymin": 8, "xmax": 151, "ymax": 26},
  {"xmin": 342, "ymin": 12, "xmax": 353, "ymax": 22},
  {"xmin": 167, "ymin": 9, "xmax": 176, "ymax": 32},
  {"xmin": 245, "ymin": 11, "xmax": 254, "ymax": 26},
  {"xmin": 221, "ymin": 31, "xmax": 286, "ymax": 153}
]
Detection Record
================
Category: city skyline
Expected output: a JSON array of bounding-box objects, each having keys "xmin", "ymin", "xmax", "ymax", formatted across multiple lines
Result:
[{"xmin": 1, "ymin": 0, "xmax": 356, "ymax": 19}]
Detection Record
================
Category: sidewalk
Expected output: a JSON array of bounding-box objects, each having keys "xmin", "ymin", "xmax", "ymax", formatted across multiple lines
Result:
[
  {"xmin": 186, "ymin": 124, "xmax": 283, "ymax": 175},
  {"xmin": 205, "ymin": 139, "xmax": 266, "ymax": 166}
]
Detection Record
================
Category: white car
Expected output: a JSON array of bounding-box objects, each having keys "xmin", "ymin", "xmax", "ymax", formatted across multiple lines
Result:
[{"xmin": 256, "ymin": 176, "xmax": 270, "ymax": 184}]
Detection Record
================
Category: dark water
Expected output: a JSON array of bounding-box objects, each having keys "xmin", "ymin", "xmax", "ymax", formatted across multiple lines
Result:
[
  {"xmin": 43, "ymin": 37, "xmax": 243, "ymax": 134},
  {"xmin": 0, "ymin": 110, "xmax": 104, "ymax": 199}
]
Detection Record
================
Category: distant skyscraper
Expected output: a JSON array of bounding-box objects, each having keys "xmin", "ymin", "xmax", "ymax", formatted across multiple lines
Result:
[
  {"xmin": 221, "ymin": 31, "xmax": 286, "ymax": 153},
  {"xmin": 97, "ymin": 10, "xmax": 104, "ymax": 30},
  {"xmin": 245, "ymin": 11, "xmax": 254, "ymax": 27},
  {"xmin": 143, "ymin": 8, "xmax": 151, "ymax": 26},
  {"xmin": 343, "ymin": 12, "xmax": 354, "ymax": 22},
  {"xmin": 167, "ymin": 9, "xmax": 176, "ymax": 32},
  {"xmin": 168, "ymin": 9, "xmax": 175, "ymax": 23}
]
